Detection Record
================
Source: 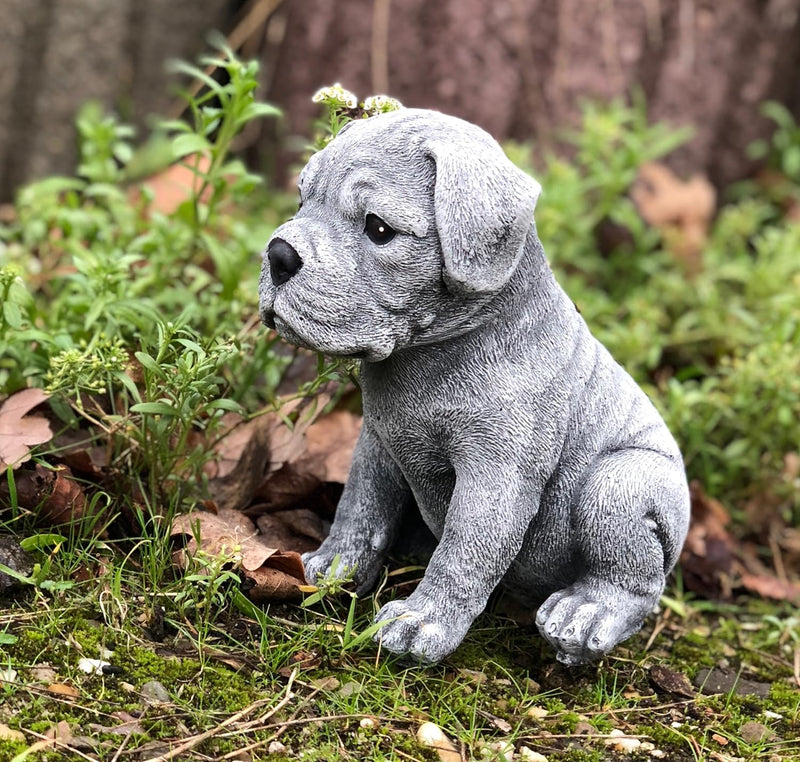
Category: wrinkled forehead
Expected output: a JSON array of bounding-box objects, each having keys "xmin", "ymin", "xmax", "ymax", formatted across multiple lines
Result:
[{"xmin": 298, "ymin": 126, "xmax": 435, "ymax": 230}]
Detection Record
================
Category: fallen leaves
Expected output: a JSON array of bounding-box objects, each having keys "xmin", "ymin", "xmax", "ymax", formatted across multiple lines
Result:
[
  {"xmin": 680, "ymin": 481, "xmax": 800, "ymax": 604},
  {"xmin": 649, "ymin": 664, "xmax": 696, "ymax": 698},
  {"xmin": 632, "ymin": 162, "xmax": 716, "ymax": 273},
  {"xmin": 171, "ymin": 508, "xmax": 307, "ymax": 601},
  {"xmin": 0, "ymin": 388, "xmax": 53, "ymax": 469},
  {"xmin": 0, "ymin": 463, "xmax": 87, "ymax": 526}
]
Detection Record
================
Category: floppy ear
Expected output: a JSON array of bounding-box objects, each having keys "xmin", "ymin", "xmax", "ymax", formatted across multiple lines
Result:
[{"xmin": 425, "ymin": 137, "xmax": 541, "ymax": 294}]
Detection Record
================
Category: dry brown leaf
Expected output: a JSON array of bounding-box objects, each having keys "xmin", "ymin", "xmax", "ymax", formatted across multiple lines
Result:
[
  {"xmin": 36, "ymin": 466, "xmax": 87, "ymax": 525},
  {"xmin": 170, "ymin": 507, "xmax": 307, "ymax": 602},
  {"xmin": 256, "ymin": 508, "xmax": 328, "ymax": 555},
  {"xmin": 0, "ymin": 388, "xmax": 53, "ymax": 469},
  {"xmin": 255, "ymin": 406, "xmax": 360, "ymax": 510},
  {"xmin": 0, "ymin": 463, "xmax": 88, "ymax": 526},
  {"xmin": 680, "ymin": 481, "xmax": 736, "ymax": 599},
  {"xmin": 303, "ymin": 410, "xmax": 362, "ymax": 483},
  {"xmin": 204, "ymin": 413, "xmax": 277, "ymax": 512},
  {"xmin": 632, "ymin": 162, "xmax": 716, "ymax": 272},
  {"xmin": 46, "ymin": 683, "xmax": 79, "ymax": 698},
  {"xmin": 205, "ymin": 396, "xmax": 333, "ymax": 513},
  {"xmin": 739, "ymin": 573, "xmax": 800, "ymax": 602}
]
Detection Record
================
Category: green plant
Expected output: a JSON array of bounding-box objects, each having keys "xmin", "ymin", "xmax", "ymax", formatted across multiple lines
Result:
[
  {"xmin": 0, "ymin": 41, "xmax": 287, "ymax": 519},
  {"xmin": 748, "ymin": 101, "xmax": 800, "ymax": 182}
]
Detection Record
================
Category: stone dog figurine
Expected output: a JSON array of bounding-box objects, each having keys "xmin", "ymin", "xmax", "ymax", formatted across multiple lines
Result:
[{"xmin": 258, "ymin": 108, "xmax": 690, "ymax": 665}]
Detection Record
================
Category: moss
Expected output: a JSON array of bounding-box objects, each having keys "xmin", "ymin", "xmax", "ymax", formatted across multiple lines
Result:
[{"xmin": 0, "ymin": 739, "xmax": 26, "ymax": 757}]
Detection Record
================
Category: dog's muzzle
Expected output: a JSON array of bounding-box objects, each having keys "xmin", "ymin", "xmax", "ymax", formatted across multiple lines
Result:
[{"xmin": 267, "ymin": 238, "xmax": 303, "ymax": 286}]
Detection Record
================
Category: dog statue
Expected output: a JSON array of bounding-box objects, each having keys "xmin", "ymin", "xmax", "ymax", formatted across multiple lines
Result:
[{"xmin": 259, "ymin": 108, "xmax": 690, "ymax": 665}]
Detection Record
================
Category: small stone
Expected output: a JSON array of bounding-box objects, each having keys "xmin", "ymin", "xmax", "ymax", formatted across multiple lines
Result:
[
  {"xmin": 416, "ymin": 722, "xmax": 460, "ymax": 762},
  {"xmin": 30, "ymin": 665, "xmax": 57, "ymax": 683},
  {"xmin": 0, "ymin": 668, "xmax": 17, "ymax": 683},
  {"xmin": 338, "ymin": 680, "xmax": 362, "ymax": 698},
  {"xmin": 359, "ymin": 717, "xmax": 376, "ymax": 729},
  {"xmin": 310, "ymin": 676, "xmax": 340, "ymax": 691},
  {"xmin": 649, "ymin": 751, "xmax": 666, "ymax": 759},
  {"xmin": 0, "ymin": 723, "xmax": 25, "ymax": 743},
  {"xmin": 604, "ymin": 728, "xmax": 642, "ymax": 753},
  {"xmin": 519, "ymin": 748, "xmax": 548, "ymax": 762},
  {"xmin": 140, "ymin": 680, "xmax": 170, "ymax": 706},
  {"xmin": 763, "ymin": 711, "xmax": 783, "ymax": 720},
  {"xmin": 524, "ymin": 677, "xmax": 541, "ymax": 694},
  {"xmin": 0, "ymin": 536, "xmax": 33, "ymax": 592},
  {"xmin": 739, "ymin": 721, "xmax": 774, "ymax": 744},
  {"xmin": 267, "ymin": 741, "xmax": 287, "ymax": 755},
  {"xmin": 649, "ymin": 664, "xmax": 695, "ymax": 698},
  {"xmin": 479, "ymin": 739, "xmax": 514, "ymax": 760},
  {"xmin": 573, "ymin": 721, "xmax": 595, "ymax": 735},
  {"xmin": 526, "ymin": 706, "xmax": 548, "ymax": 719},
  {"xmin": 693, "ymin": 667, "xmax": 770, "ymax": 698},
  {"xmin": 459, "ymin": 668, "xmax": 487, "ymax": 685}
]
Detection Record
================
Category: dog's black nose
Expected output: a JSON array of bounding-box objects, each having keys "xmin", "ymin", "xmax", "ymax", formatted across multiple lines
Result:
[{"xmin": 267, "ymin": 238, "xmax": 303, "ymax": 286}]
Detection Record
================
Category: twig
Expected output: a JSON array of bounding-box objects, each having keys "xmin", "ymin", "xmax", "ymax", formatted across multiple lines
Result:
[
  {"xmin": 141, "ymin": 670, "xmax": 296, "ymax": 762},
  {"xmin": 109, "ymin": 732, "xmax": 130, "ymax": 762}
]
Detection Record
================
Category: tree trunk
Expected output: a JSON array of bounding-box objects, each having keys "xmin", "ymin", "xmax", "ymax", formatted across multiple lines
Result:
[
  {"xmin": 0, "ymin": 0, "xmax": 231, "ymax": 201},
  {"xmin": 262, "ymin": 0, "xmax": 800, "ymax": 189}
]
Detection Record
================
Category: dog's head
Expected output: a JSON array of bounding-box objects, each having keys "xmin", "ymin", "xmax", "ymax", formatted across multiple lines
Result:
[{"xmin": 259, "ymin": 109, "xmax": 541, "ymax": 361}]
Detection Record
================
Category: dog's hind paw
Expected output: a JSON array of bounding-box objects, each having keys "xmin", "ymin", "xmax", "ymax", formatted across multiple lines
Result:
[
  {"xmin": 301, "ymin": 543, "xmax": 383, "ymax": 596},
  {"xmin": 535, "ymin": 581, "xmax": 657, "ymax": 666}
]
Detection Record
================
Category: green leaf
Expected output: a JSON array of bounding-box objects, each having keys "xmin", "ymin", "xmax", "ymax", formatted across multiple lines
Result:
[
  {"xmin": 134, "ymin": 351, "xmax": 166, "ymax": 377},
  {"xmin": 2, "ymin": 301, "xmax": 22, "ymax": 329},
  {"xmin": 129, "ymin": 401, "xmax": 179, "ymax": 416},
  {"xmin": 19, "ymin": 534, "xmax": 67, "ymax": 552},
  {"xmin": 0, "ymin": 632, "xmax": 18, "ymax": 645},
  {"xmin": 0, "ymin": 562, "xmax": 32, "ymax": 586},
  {"xmin": 204, "ymin": 398, "xmax": 245, "ymax": 414},
  {"xmin": 172, "ymin": 133, "xmax": 212, "ymax": 159}
]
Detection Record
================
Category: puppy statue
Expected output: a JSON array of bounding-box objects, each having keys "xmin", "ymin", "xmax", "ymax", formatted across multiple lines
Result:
[{"xmin": 259, "ymin": 109, "xmax": 690, "ymax": 665}]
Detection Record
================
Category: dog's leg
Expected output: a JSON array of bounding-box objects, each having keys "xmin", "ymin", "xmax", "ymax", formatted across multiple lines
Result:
[
  {"xmin": 535, "ymin": 449, "xmax": 689, "ymax": 665},
  {"xmin": 302, "ymin": 423, "xmax": 413, "ymax": 595},
  {"xmin": 374, "ymin": 466, "xmax": 535, "ymax": 662}
]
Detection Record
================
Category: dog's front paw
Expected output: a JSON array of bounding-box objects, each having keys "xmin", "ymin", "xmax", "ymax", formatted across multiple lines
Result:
[
  {"xmin": 373, "ymin": 599, "xmax": 469, "ymax": 663},
  {"xmin": 535, "ymin": 581, "xmax": 655, "ymax": 666},
  {"xmin": 301, "ymin": 541, "xmax": 383, "ymax": 595}
]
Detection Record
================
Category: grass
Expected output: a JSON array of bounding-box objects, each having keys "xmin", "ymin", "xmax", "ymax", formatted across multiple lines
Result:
[{"xmin": 0, "ymin": 57, "xmax": 799, "ymax": 760}]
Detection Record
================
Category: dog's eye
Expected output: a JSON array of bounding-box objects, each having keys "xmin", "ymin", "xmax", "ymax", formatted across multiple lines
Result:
[{"xmin": 365, "ymin": 214, "xmax": 396, "ymax": 245}]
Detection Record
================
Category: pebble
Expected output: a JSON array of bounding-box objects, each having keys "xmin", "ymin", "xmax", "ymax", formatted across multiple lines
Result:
[
  {"xmin": 459, "ymin": 668, "xmax": 488, "ymax": 685},
  {"xmin": 140, "ymin": 680, "xmax": 170, "ymax": 706},
  {"xmin": 267, "ymin": 741, "xmax": 287, "ymax": 755},
  {"xmin": 479, "ymin": 740, "xmax": 514, "ymax": 760},
  {"xmin": 0, "ymin": 723, "xmax": 25, "ymax": 743},
  {"xmin": 337, "ymin": 680, "xmax": 362, "ymax": 698},
  {"xmin": 519, "ymin": 748, "xmax": 548, "ymax": 762},
  {"xmin": 524, "ymin": 677, "xmax": 541, "ymax": 694},
  {"xmin": 310, "ymin": 676, "xmax": 340, "ymax": 691},
  {"xmin": 739, "ymin": 720, "xmax": 774, "ymax": 744},
  {"xmin": 416, "ymin": 722, "xmax": 460, "ymax": 762},
  {"xmin": 604, "ymin": 728, "xmax": 642, "ymax": 753},
  {"xmin": 526, "ymin": 706, "xmax": 549, "ymax": 719}
]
